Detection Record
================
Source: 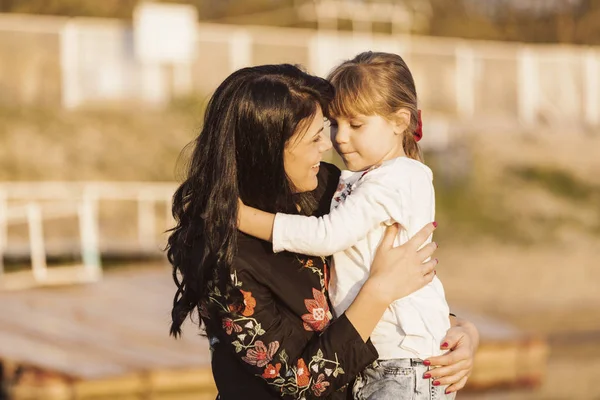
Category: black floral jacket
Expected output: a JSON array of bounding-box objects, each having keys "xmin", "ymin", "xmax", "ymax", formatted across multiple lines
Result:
[{"xmin": 206, "ymin": 163, "xmax": 378, "ymax": 399}]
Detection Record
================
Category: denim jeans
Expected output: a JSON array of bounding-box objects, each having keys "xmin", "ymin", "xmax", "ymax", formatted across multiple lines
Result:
[{"xmin": 352, "ymin": 359, "xmax": 456, "ymax": 400}]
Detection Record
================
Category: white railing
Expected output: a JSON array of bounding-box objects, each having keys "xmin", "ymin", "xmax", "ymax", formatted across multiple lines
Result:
[
  {"xmin": 0, "ymin": 13, "xmax": 599, "ymax": 128},
  {"xmin": 0, "ymin": 181, "xmax": 177, "ymax": 290}
]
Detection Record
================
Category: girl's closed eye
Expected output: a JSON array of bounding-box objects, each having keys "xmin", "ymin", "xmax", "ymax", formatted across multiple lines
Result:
[{"xmin": 348, "ymin": 118, "xmax": 364, "ymax": 129}]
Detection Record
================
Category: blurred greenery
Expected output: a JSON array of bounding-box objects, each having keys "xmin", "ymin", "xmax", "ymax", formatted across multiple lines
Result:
[
  {"xmin": 510, "ymin": 165, "xmax": 599, "ymax": 202},
  {"xmin": 2, "ymin": 104, "xmax": 598, "ymax": 245}
]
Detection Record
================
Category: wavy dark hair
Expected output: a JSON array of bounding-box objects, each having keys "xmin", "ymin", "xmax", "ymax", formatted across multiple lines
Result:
[{"xmin": 167, "ymin": 64, "xmax": 334, "ymax": 338}]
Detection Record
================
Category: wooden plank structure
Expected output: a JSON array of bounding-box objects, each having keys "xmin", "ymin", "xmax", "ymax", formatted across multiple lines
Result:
[
  {"xmin": 0, "ymin": 266, "xmax": 548, "ymax": 399},
  {"xmin": 0, "ymin": 267, "xmax": 215, "ymax": 400}
]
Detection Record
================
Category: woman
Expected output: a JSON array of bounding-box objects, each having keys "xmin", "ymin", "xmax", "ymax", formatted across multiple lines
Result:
[{"xmin": 167, "ymin": 64, "xmax": 478, "ymax": 399}]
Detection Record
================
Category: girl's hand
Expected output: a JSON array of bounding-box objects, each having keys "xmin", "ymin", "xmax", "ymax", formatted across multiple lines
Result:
[
  {"xmin": 424, "ymin": 318, "xmax": 480, "ymax": 394},
  {"xmin": 368, "ymin": 222, "xmax": 438, "ymax": 305}
]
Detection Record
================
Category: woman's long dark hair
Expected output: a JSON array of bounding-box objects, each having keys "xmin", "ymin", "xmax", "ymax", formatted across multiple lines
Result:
[{"xmin": 167, "ymin": 64, "xmax": 334, "ymax": 337}]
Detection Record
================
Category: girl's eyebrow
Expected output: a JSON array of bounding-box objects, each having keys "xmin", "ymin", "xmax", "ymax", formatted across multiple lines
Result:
[{"xmin": 313, "ymin": 126, "xmax": 324, "ymax": 137}]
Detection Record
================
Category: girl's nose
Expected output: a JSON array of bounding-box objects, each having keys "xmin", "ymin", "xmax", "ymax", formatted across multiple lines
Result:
[
  {"xmin": 319, "ymin": 130, "xmax": 332, "ymax": 153},
  {"xmin": 334, "ymin": 126, "xmax": 349, "ymax": 145}
]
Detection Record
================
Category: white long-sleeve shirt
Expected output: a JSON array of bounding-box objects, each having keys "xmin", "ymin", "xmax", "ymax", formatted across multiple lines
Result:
[{"xmin": 272, "ymin": 157, "xmax": 450, "ymax": 359}]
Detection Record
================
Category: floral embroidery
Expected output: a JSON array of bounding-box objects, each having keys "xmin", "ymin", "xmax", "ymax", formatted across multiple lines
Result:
[
  {"xmin": 242, "ymin": 340, "xmax": 280, "ymax": 367},
  {"xmin": 296, "ymin": 358, "xmax": 311, "ymax": 387},
  {"xmin": 333, "ymin": 182, "xmax": 353, "ymax": 205},
  {"xmin": 298, "ymin": 256, "xmax": 328, "ymax": 292},
  {"xmin": 301, "ymin": 288, "xmax": 332, "ymax": 332},
  {"xmin": 262, "ymin": 363, "xmax": 282, "ymax": 379},
  {"xmin": 207, "ymin": 268, "xmax": 344, "ymax": 398},
  {"xmin": 241, "ymin": 290, "xmax": 256, "ymax": 316},
  {"xmin": 323, "ymin": 261, "xmax": 330, "ymax": 290},
  {"xmin": 311, "ymin": 373, "xmax": 330, "ymax": 396},
  {"xmin": 332, "ymin": 167, "xmax": 377, "ymax": 208},
  {"xmin": 222, "ymin": 317, "xmax": 242, "ymax": 335}
]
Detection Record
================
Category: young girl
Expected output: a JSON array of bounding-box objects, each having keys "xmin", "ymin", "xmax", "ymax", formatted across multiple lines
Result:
[{"xmin": 238, "ymin": 52, "xmax": 455, "ymax": 399}]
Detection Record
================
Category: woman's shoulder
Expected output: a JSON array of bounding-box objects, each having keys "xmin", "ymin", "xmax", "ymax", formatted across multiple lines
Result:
[
  {"xmin": 234, "ymin": 233, "xmax": 297, "ymax": 272},
  {"xmin": 318, "ymin": 161, "xmax": 341, "ymax": 183},
  {"xmin": 235, "ymin": 233, "xmax": 273, "ymax": 264}
]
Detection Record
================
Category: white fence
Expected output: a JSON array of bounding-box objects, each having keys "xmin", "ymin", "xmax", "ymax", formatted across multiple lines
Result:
[
  {"xmin": 0, "ymin": 12, "xmax": 599, "ymax": 127},
  {"xmin": 0, "ymin": 182, "xmax": 176, "ymax": 290}
]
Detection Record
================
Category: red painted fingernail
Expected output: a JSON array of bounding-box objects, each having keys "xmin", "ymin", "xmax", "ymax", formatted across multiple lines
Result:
[
  {"xmin": 423, "ymin": 373, "xmax": 431, "ymax": 379},
  {"xmin": 432, "ymin": 221, "xmax": 438, "ymax": 228},
  {"xmin": 445, "ymin": 390, "xmax": 452, "ymax": 394},
  {"xmin": 441, "ymin": 342, "xmax": 449, "ymax": 348},
  {"xmin": 423, "ymin": 360, "xmax": 431, "ymax": 366},
  {"xmin": 433, "ymin": 381, "xmax": 441, "ymax": 386}
]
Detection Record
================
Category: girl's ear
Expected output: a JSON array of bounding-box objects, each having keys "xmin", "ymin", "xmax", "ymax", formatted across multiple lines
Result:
[{"xmin": 392, "ymin": 108, "xmax": 411, "ymax": 135}]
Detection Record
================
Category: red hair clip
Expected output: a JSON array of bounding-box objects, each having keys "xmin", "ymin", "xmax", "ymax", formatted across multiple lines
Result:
[{"xmin": 414, "ymin": 109, "xmax": 423, "ymax": 142}]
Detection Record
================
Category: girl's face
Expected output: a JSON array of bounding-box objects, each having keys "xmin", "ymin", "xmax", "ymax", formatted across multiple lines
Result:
[
  {"xmin": 330, "ymin": 114, "xmax": 406, "ymax": 172},
  {"xmin": 284, "ymin": 105, "xmax": 332, "ymax": 193}
]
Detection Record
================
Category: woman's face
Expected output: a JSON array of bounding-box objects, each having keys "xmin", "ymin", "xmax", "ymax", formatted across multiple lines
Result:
[{"xmin": 284, "ymin": 105, "xmax": 332, "ymax": 193}]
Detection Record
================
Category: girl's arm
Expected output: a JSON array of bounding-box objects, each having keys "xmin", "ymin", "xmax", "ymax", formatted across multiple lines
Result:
[
  {"xmin": 240, "ymin": 176, "xmax": 416, "ymax": 256},
  {"xmin": 238, "ymin": 199, "xmax": 275, "ymax": 242}
]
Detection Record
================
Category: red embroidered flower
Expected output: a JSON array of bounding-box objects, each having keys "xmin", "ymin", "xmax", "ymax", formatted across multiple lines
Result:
[
  {"xmin": 222, "ymin": 317, "xmax": 242, "ymax": 335},
  {"xmin": 242, "ymin": 340, "xmax": 279, "ymax": 367},
  {"xmin": 262, "ymin": 363, "xmax": 282, "ymax": 379},
  {"xmin": 301, "ymin": 288, "xmax": 332, "ymax": 331},
  {"xmin": 240, "ymin": 290, "xmax": 256, "ymax": 316},
  {"xmin": 296, "ymin": 358, "xmax": 310, "ymax": 387},
  {"xmin": 303, "ymin": 259, "xmax": 314, "ymax": 268},
  {"xmin": 311, "ymin": 373, "xmax": 330, "ymax": 396}
]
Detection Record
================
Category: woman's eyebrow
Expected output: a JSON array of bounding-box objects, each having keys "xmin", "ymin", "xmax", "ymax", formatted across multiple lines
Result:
[{"xmin": 313, "ymin": 126, "xmax": 324, "ymax": 137}]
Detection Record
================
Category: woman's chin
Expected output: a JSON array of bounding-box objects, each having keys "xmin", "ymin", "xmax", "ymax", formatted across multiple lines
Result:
[{"xmin": 296, "ymin": 177, "xmax": 319, "ymax": 193}]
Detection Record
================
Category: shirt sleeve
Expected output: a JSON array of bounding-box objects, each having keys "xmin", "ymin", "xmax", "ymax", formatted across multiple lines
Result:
[
  {"xmin": 215, "ymin": 264, "xmax": 378, "ymax": 399},
  {"xmin": 272, "ymin": 171, "xmax": 410, "ymax": 256}
]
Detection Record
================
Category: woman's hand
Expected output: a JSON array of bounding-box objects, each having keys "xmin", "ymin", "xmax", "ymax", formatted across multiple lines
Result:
[
  {"xmin": 424, "ymin": 317, "xmax": 480, "ymax": 394},
  {"xmin": 368, "ymin": 222, "xmax": 439, "ymax": 305}
]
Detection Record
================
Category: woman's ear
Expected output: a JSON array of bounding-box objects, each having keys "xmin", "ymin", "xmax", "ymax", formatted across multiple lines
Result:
[{"xmin": 392, "ymin": 109, "xmax": 411, "ymax": 135}]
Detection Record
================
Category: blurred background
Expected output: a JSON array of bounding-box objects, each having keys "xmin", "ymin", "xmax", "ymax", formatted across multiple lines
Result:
[{"xmin": 0, "ymin": 0, "xmax": 599, "ymax": 399}]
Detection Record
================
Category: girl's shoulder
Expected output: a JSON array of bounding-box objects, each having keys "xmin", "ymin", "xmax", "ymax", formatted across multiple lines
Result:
[{"xmin": 367, "ymin": 157, "xmax": 433, "ymax": 186}]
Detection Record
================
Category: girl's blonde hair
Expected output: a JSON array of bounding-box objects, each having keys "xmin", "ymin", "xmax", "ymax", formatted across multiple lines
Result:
[{"xmin": 327, "ymin": 51, "xmax": 422, "ymax": 161}]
